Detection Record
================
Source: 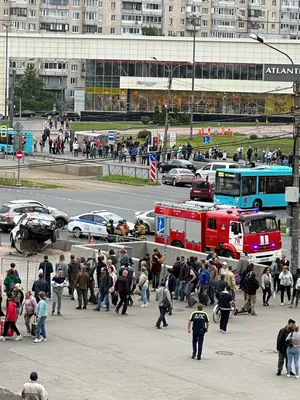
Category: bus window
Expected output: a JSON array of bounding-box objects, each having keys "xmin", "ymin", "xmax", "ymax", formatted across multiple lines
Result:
[
  {"xmin": 241, "ymin": 177, "xmax": 256, "ymax": 196},
  {"xmin": 215, "ymin": 172, "xmax": 240, "ymax": 196},
  {"xmin": 260, "ymin": 176, "xmax": 293, "ymax": 194}
]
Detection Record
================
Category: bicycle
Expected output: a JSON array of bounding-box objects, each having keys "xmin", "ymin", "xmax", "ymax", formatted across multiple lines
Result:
[{"xmin": 212, "ymin": 300, "xmax": 236, "ymax": 323}]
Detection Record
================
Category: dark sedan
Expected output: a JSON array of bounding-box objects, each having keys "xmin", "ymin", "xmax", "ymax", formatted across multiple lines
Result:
[
  {"xmin": 14, "ymin": 110, "xmax": 36, "ymax": 117},
  {"xmin": 158, "ymin": 159, "xmax": 196, "ymax": 173}
]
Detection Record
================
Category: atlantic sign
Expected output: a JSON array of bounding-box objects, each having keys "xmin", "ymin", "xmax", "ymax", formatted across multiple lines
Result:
[{"xmin": 264, "ymin": 64, "xmax": 300, "ymax": 82}]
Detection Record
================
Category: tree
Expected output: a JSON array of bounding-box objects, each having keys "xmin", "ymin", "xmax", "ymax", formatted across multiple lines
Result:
[
  {"xmin": 142, "ymin": 26, "xmax": 161, "ymax": 36},
  {"xmin": 152, "ymin": 106, "xmax": 161, "ymax": 124}
]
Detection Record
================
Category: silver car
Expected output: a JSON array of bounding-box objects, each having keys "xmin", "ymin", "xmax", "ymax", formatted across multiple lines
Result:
[
  {"xmin": 162, "ymin": 168, "xmax": 195, "ymax": 186},
  {"xmin": 134, "ymin": 210, "xmax": 155, "ymax": 234}
]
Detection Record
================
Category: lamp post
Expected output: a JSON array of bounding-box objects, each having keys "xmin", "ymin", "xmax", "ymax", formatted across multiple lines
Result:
[
  {"xmin": 151, "ymin": 57, "xmax": 189, "ymax": 161},
  {"xmin": 189, "ymin": 16, "xmax": 201, "ymax": 140},
  {"xmin": 250, "ymin": 34, "xmax": 300, "ymax": 273},
  {"xmin": 61, "ymin": 61, "xmax": 66, "ymax": 114}
]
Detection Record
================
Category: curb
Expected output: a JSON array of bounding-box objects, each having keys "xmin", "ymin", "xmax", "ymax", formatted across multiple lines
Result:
[{"xmin": 0, "ymin": 386, "xmax": 21, "ymax": 398}]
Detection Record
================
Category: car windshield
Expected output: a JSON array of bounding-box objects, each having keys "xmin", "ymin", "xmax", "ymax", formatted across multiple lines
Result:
[
  {"xmin": 0, "ymin": 205, "xmax": 10, "ymax": 213},
  {"xmin": 101, "ymin": 213, "xmax": 122, "ymax": 223},
  {"xmin": 177, "ymin": 169, "xmax": 193, "ymax": 174},
  {"xmin": 193, "ymin": 181, "xmax": 213, "ymax": 189},
  {"xmin": 243, "ymin": 218, "xmax": 277, "ymax": 233},
  {"xmin": 215, "ymin": 172, "xmax": 241, "ymax": 196},
  {"xmin": 180, "ymin": 160, "xmax": 191, "ymax": 165}
]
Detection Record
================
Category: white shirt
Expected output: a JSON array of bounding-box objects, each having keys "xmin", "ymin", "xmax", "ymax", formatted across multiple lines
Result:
[{"xmin": 22, "ymin": 381, "xmax": 48, "ymax": 400}]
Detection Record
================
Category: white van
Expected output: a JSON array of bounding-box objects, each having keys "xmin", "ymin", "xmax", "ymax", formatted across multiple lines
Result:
[{"xmin": 195, "ymin": 162, "xmax": 239, "ymax": 180}]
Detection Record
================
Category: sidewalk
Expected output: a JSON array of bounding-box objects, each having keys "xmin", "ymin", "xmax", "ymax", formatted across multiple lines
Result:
[{"xmin": 0, "ymin": 389, "xmax": 20, "ymax": 399}]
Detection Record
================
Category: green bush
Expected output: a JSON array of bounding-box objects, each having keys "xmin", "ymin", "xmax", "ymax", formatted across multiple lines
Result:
[
  {"xmin": 169, "ymin": 117, "xmax": 178, "ymax": 125},
  {"xmin": 152, "ymin": 106, "xmax": 161, "ymax": 124},
  {"xmin": 180, "ymin": 113, "xmax": 190, "ymax": 124},
  {"xmin": 249, "ymin": 134, "xmax": 258, "ymax": 140},
  {"xmin": 141, "ymin": 116, "xmax": 151, "ymax": 125},
  {"xmin": 137, "ymin": 129, "xmax": 151, "ymax": 139}
]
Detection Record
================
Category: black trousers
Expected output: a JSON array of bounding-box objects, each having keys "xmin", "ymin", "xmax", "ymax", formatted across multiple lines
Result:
[
  {"xmin": 220, "ymin": 309, "xmax": 230, "ymax": 332},
  {"xmin": 116, "ymin": 295, "xmax": 128, "ymax": 314},
  {"xmin": 192, "ymin": 330, "xmax": 205, "ymax": 358},
  {"xmin": 3, "ymin": 321, "xmax": 20, "ymax": 337},
  {"xmin": 262, "ymin": 287, "xmax": 272, "ymax": 304}
]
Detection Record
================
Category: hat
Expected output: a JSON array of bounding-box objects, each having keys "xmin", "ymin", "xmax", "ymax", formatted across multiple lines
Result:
[
  {"xmin": 14, "ymin": 283, "xmax": 21, "ymax": 290},
  {"xmin": 30, "ymin": 372, "xmax": 38, "ymax": 381},
  {"xmin": 222, "ymin": 262, "xmax": 228, "ymax": 266}
]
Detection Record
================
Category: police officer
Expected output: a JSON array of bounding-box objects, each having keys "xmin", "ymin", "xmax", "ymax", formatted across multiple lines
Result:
[
  {"xmin": 187, "ymin": 304, "xmax": 209, "ymax": 360},
  {"xmin": 122, "ymin": 219, "xmax": 130, "ymax": 236}
]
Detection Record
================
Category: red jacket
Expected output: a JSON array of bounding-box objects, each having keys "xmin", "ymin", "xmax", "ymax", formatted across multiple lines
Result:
[{"xmin": 6, "ymin": 300, "xmax": 17, "ymax": 322}]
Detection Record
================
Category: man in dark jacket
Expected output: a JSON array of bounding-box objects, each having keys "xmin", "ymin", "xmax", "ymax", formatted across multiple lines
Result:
[
  {"xmin": 276, "ymin": 319, "xmax": 296, "ymax": 376},
  {"xmin": 119, "ymin": 263, "xmax": 134, "ymax": 306},
  {"xmin": 179, "ymin": 256, "xmax": 189, "ymax": 301},
  {"xmin": 151, "ymin": 248, "xmax": 162, "ymax": 291},
  {"xmin": 32, "ymin": 273, "xmax": 50, "ymax": 303},
  {"xmin": 115, "ymin": 270, "xmax": 130, "ymax": 315},
  {"xmin": 94, "ymin": 267, "xmax": 112, "ymax": 312},
  {"xmin": 172, "ymin": 257, "xmax": 181, "ymax": 300},
  {"xmin": 165, "ymin": 268, "xmax": 177, "ymax": 315},
  {"xmin": 38, "ymin": 255, "xmax": 53, "ymax": 299},
  {"xmin": 241, "ymin": 271, "xmax": 259, "ymax": 315},
  {"xmin": 68, "ymin": 255, "xmax": 80, "ymax": 298}
]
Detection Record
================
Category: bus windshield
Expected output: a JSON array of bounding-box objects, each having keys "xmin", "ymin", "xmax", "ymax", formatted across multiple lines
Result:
[
  {"xmin": 215, "ymin": 172, "xmax": 240, "ymax": 196},
  {"xmin": 243, "ymin": 218, "xmax": 277, "ymax": 234}
]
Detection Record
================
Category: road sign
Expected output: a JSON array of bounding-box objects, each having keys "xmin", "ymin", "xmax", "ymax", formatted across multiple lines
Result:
[
  {"xmin": 16, "ymin": 150, "xmax": 23, "ymax": 160},
  {"xmin": 150, "ymin": 153, "xmax": 156, "ymax": 162},
  {"xmin": 108, "ymin": 130, "xmax": 116, "ymax": 144},
  {"xmin": 150, "ymin": 153, "xmax": 157, "ymax": 183},
  {"xmin": 157, "ymin": 217, "xmax": 165, "ymax": 235},
  {"xmin": 13, "ymin": 121, "xmax": 23, "ymax": 133},
  {"xmin": 202, "ymin": 136, "xmax": 211, "ymax": 144}
]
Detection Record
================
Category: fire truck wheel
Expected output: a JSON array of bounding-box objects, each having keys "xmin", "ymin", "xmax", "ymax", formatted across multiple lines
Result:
[
  {"xmin": 172, "ymin": 240, "xmax": 184, "ymax": 248},
  {"xmin": 252, "ymin": 199, "xmax": 262, "ymax": 209},
  {"xmin": 224, "ymin": 250, "xmax": 234, "ymax": 259}
]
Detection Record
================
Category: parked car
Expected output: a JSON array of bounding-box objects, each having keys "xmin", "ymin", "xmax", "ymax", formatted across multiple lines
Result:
[
  {"xmin": 162, "ymin": 168, "xmax": 195, "ymax": 186},
  {"xmin": 0, "ymin": 200, "xmax": 68, "ymax": 231},
  {"xmin": 14, "ymin": 110, "xmax": 36, "ymax": 117},
  {"xmin": 41, "ymin": 111, "xmax": 60, "ymax": 117},
  {"xmin": 62, "ymin": 112, "xmax": 80, "ymax": 121},
  {"xmin": 195, "ymin": 162, "xmax": 239, "ymax": 180},
  {"xmin": 68, "ymin": 210, "xmax": 135, "ymax": 238},
  {"xmin": 158, "ymin": 159, "xmax": 196, "ymax": 173},
  {"xmin": 10, "ymin": 212, "xmax": 57, "ymax": 248},
  {"xmin": 190, "ymin": 179, "xmax": 215, "ymax": 201},
  {"xmin": 134, "ymin": 210, "xmax": 155, "ymax": 234}
]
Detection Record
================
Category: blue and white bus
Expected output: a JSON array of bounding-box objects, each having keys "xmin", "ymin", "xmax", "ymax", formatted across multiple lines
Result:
[
  {"xmin": 214, "ymin": 166, "xmax": 293, "ymax": 209},
  {"xmin": 0, "ymin": 129, "xmax": 34, "ymax": 154}
]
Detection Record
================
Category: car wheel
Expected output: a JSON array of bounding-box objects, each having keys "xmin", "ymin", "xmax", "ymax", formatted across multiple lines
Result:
[
  {"xmin": 72, "ymin": 227, "xmax": 82, "ymax": 238},
  {"xmin": 172, "ymin": 179, "xmax": 177, "ymax": 186},
  {"xmin": 10, "ymin": 235, "xmax": 15, "ymax": 248},
  {"xmin": 159, "ymin": 166, "xmax": 164, "ymax": 173},
  {"xmin": 144, "ymin": 224, "xmax": 150, "ymax": 235},
  {"xmin": 172, "ymin": 240, "xmax": 184, "ymax": 248},
  {"xmin": 56, "ymin": 218, "xmax": 65, "ymax": 230},
  {"xmin": 51, "ymin": 230, "xmax": 57, "ymax": 243}
]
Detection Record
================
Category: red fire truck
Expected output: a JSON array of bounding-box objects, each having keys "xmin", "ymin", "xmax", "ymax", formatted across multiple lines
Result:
[{"xmin": 154, "ymin": 201, "xmax": 282, "ymax": 264}]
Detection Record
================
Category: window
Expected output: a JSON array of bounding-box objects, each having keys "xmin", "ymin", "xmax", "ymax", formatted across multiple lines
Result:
[
  {"xmin": 272, "ymin": 0, "xmax": 276, "ymax": 5},
  {"xmin": 73, "ymin": 12, "xmax": 80, "ymax": 19},
  {"xmin": 10, "ymin": 8, "xmax": 27, "ymax": 16},
  {"xmin": 201, "ymin": 32, "xmax": 208, "ymax": 37},
  {"xmin": 58, "ymin": 77, "xmax": 62, "ymax": 84},
  {"xmin": 70, "ymin": 77, "xmax": 78, "ymax": 84},
  {"xmin": 29, "ymin": 0, "xmax": 36, "ymax": 3},
  {"xmin": 271, "ymin": 23, "xmax": 275, "ymax": 29},
  {"xmin": 28, "ymin": 63, "xmax": 35, "ymax": 68},
  {"xmin": 180, "ymin": 18, "xmax": 185, "ymax": 25},
  {"xmin": 73, "ymin": 0, "xmax": 80, "ymax": 5},
  {"xmin": 111, "ymin": 14, "xmax": 116, "ymax": 21},
  {"xmin": 202, "ymin": 19, "xmax": 208, "ymax": 26},
  {"xmin": 29, "ymin": 9, "xmax": 36, "ymax": 17},
  {"xmin": 244, "ymin": 218, "xmax": 277, "ymax": 234},
  {"xmin": 272, "ymin": 12, "xmax": 276, "ymax": 18},
  {"xmin": 98, "ymin": 13, "xmax": 103, "ymax": 20},
  {"xmin": 85, "ymin": 12, "xmax": 96, "ymax": 20},
  {"xmin": 168, "ymin": 17, "xmax": 173, "ymax": 25},
  {"xmin": 259, "ymin": 176, "xmax": 292, "ymax": 194},
  {"xmin": 79, "ymin": 214, "xmax": 94, "ymax": 221},
  {"xmin": 3, "ymin": 9, "xmax": 9, "ymax": 16},
  {"xmin": 169, "ymin": 5, "xmax": 173, "ymax": 11},
  {"xmin": 97, "ymin": 26, "xmax": 103, "ymax": 33},
  {"xmin": 71, "ymin": 64, "xmax": 78, "ymax": 71},
  {"xmin": 111, "ymin": 27, "xmax": 115, "ymax": 33},
  {"xmin": 241, "ymin": 177, "xmax": 257, "ymax": 196},
  {"xmin": 98, "ymin": 0, "xmax": 103, "ymax": 6},
  {"xmin": 72, "ymin": 26, "xmax": 79, "ymax": 32},
  {"xmin": 11, "ymin": 21, "xmax": 26, "ymax": 30},
  {"xmin": 84, "ymin": 0, "xmax": 96, "ymax": 5},
  {"xmin": 181, "ymin": 6, "xmax": 185, "ymax": 13},
  {"xmin": 69, "ymin": 90, "xmax": 75, "ymax": 97},
  {"xmin": 238, "ymin": 21, "xmax": 245, "ymax": 28},
  {"xmin": 94, "ymin": 215, "xmax": 106, "ymax": 223},
  {"xmin": 202, "ymin": 7, "xmax": 208, "ymax": 14},
  {"xmin": 208, "ymin": 218, "xmax": 217, "ymax": 230},
  {"xmin": 111, "ymin": 1, "xmax": 116, "ymax": 8},
  {"xmin": 28, "ymin": 23, "xmax": 36, "ymax": 31}
]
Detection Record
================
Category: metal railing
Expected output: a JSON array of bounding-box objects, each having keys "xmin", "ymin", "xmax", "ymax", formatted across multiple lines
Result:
[
  {"xmin": 0, "ymin": 257, "xmax": 39, "ymax": 292},
  {"xmin": 0, "ymin": 171, "xmax": 16, "ymax": 185},
  {"xmin": 108, "ymin": 164, "xmax": 150, "ymax": 179}
]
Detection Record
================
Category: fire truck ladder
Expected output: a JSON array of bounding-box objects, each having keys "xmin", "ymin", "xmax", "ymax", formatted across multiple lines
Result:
[{"xmin": 155, "ymin": 200, "xmax": 236, "ymax": 212}]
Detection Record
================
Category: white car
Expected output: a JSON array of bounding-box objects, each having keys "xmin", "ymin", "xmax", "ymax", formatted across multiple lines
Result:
[
  {"xmin": 134, "ymin": 210, "xmax": 155, "ymax": 234},
  {"xmin": 195, "ymin": 162, "xmax": 239, "ymax": 180},
  {"xmin": 68, "ymin": 210, "xmax": 135, "ymax": 238}
]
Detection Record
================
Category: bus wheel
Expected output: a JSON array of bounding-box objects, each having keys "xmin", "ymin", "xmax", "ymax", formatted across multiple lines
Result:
[
  {"xmin": 224, "ymin": 250, "xmax": 234, "ymax": 259},
  {"xmin": 172, "ymin": 240, "xmax": 184, "ymax": 248},
  {"xmin": 252, "ymin": 199, "xmax": 262, "ymax": 209}
]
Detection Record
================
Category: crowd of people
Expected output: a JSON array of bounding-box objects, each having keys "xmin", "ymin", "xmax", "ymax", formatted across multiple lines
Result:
[{"xmin": 0, "ymin": 248, "xmax": 299, "ymax": 384}]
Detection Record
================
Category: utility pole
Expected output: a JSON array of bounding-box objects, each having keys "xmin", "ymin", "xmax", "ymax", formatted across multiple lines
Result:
[
  {"xmin": 3, "ymin": 23, "xmax": 9, "ymax": 122},
  {"xmin": 163, "ymin": 71, "xmax": 172, "ymax": 162},
  {"xmin": 9, "ymin": 68, "xmax": 16, "ymax": 128}
]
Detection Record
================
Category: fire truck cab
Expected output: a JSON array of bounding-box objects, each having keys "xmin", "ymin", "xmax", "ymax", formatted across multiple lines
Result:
[{"xmin": 154, "ymin": 201, "xmax": 282, "ymax": 264}]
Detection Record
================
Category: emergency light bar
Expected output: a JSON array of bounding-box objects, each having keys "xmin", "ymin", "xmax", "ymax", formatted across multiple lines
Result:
[{"xmin": 237, "ymin": 208, "xmax": 260, "ymax": 214}]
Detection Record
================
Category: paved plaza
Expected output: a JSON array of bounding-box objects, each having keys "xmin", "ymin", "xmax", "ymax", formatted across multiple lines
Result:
[{"xmin": 0, "ymin": 289, "xmax": 299, "ymax": 400}]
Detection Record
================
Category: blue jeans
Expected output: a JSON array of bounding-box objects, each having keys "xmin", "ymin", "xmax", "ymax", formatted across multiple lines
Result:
[
  {"xmin": 208, "ymin": 284, "xmax": 216, "ymax": 304},
  {"xmin": 192, "ymin": 330, "xmax": 205, "ymax": 358},
  {"xmin": 287, "ymin": 347, "xmax": 300, "ymax": 375},
  {"xmin": 97, "ymin": 291, "xmax": 110, "ymax": 310},
  {"xmin": 141, "ymin": 286, "xmax": 148, "ymax": 305},
  {"xmin": 179, "ymin": 281, "xmax": 186, "ymax": 301},
  {"xmin": 36, "ymin": 316, "xmax": 47, "ymax": 339},
  {"xmin": 174, "ymin": 279, "xmax": 180, "ymax": 299}
]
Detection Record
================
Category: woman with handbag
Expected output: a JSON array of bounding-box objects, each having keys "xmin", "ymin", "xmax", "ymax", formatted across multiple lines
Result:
[
  {"xmin": 286, "ymin": 325, "xmax": 300, "ymax": 378},
  {"xmin": 20, "ymin": 291, "xmax": 37, "ymax": 337},
  {"xmin": 0, "ymin": 293, "xmax": 22, "ymax": 341},
  {"xmin": 279, "ymin": 266, "xmax": 293, "ymax": 306},
  {"xmin": 261, "ymin": 267, "xmax": 273, "ymax": 306}
]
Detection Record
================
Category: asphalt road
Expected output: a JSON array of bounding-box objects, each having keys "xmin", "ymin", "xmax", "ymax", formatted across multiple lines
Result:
[{"xmin": 0, "ymin": 185, "xmax": 294, "ymax": 257}]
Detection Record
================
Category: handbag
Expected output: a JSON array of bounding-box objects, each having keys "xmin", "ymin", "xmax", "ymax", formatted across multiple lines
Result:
[
  {"xmin": 31, "ymin": 316, "xmax": 37, "ymax": 337},
  {"xmin": 162, "ymin": 289, "xmax": 170, "ymax": 309},
  {"xmin": 286, "ymin": 332, "xmax": 294, "ymax": 348}
]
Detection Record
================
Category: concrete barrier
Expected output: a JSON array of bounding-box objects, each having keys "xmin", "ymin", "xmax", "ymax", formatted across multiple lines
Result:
[{"xmin": 29, "ymin": 160, "xmax": 104, "ymax": 177}]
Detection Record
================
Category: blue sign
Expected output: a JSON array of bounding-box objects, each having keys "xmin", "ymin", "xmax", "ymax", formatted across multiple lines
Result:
[
  {"xmin": 150, "ymin": 153, "xmax": 156, "ymax": 162},
  {"xmin": 157, "ymin": 217, "xmax": 165, "ymax": 235},
  {"xmin": 53, "ymin": 103, "xmax": 56, "ymax": 112},
  {"xmin": 202, "ymin": 136, "xmax": 211, "ymax": 144}
]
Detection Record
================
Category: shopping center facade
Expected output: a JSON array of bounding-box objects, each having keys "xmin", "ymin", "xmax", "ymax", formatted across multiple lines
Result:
[{"xmin": 1, "ymin": 33, "xmax": 300, "ymax": 118}]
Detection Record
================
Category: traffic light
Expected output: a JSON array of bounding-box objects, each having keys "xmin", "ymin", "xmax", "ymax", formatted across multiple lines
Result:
[
  {"xmin": 153, "ymin": 136, "xmax": 158, "ymax": 147},
  {"xmin": 1, "ymin": 126, "xmax": 7, "ymax": 138}
]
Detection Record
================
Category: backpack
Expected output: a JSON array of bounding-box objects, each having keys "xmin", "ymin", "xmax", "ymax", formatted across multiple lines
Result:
[
  {"xmin": 8, "ymin": 279, "xmax": 16, "ymax": 293},
  {"xmin": 296, "ymin": 278, "xmax": 300, "ymax": 291}
]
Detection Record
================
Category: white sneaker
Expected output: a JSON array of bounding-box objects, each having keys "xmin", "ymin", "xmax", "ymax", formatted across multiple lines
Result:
[
  {"xmin": 296, "ymin": 375, "xmax": 299, "ymax": 379},
  {"xmin": 287, "ymin": 374, "xmax": 291, "ymax": 378},
  {"xmin": 0, "ymin": 336, "xmax": 5, "ymax": 341},
  {"xmin": 33, "ymin": 338, "xmax": 43, "ymax": 343},
  {"xmin": 281, "ymin": 303, "xmax": 284, "ymax": 306},
  {"xmin": 141, "ymin": 304, "xmax": 146, "ymax": 308},
  {"xmin": 15, "ymin": 335, "xmax": 22, "ymax": 341},
  {"xmin": 221, "ymin": 331, "xmax": 227, "ymax": 334},
  {"xmin": 26, "ymin": 333, "xmax": 31, "ymax": 338},
  {"xmin": 42, "ymin": 338, "xmax": 47, "ymax": 342}
]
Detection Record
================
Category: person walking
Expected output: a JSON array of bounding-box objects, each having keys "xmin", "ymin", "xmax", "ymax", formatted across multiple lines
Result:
[
  {"xmin": 272, "ymin": 257, "xmax": 283, "ymax": 293},
  {"xmin": 290, "ymin": 268, "xmax": 300, "ymax": 309},
  {"xmin": 138, "ymin": 265, "xmax": 149, "ymax": 308},
  {"xmin": 94, "ymin": 267, "xmax": 112, "ymax": 312},
  {"xmin": 277, "ymin": 318, "xmax": 296, "ymax": 376},
  {"xmin": 74, "ymin": 266, "xmax": 89, "ymax": 310},
  {"xmin": 51, "ymin": 269, "xmax": 66, "ymax": 316},
  {"xmin": 155, "ymin": 281, "xmax": 171, "ymax": 329},
  {"xmin": 236, "ymin": 252, "xmax": 249, "ymax": 287},
  {"xmin": 215, "ymin": 274, "xmax": 227, "ymax": 302},
  {"xmin": 55, "ymin": 254, "xmax": 68, "ymax": 278},
  {"xmin": 219, "ymin": 285, "xmax": 233, "ymax": 333},
  {"xmin": 34, "ymin": 292, "xmax": 48, "ymax": 343},
  {"xmin": 165, "ymin": 268, "xmax": 177, "ymax": 315},
  {"xmin": 172, "ymin": 256, "xmax": 181, "ymax": 300},
  {"xmin": 241, "ymin": 271, "xmax": 259, "ymax": 315},
  {"xmin": 11, "ymin": 283, "xmax": 24, "ymax": 316},
  {"xmin": 279, "ymin": 265, "xmax": 293, "ymax": 306},
  {"xmin": 22, "ymin": 371, "xmax": 48, "ymax": 400},
  {"xmin": 261, "ymin": 267, "xmax": 273, "ymax": 306},
  {"xmin": 108, "ymin": 265, "xmax": 118, "ymax": 307},
  {"xmin": 208, "ymin": 261, "xmax": 218, "ymax": 305},
  {"xmin": 0, "ymin": 293, "xmax": 22, "ymax": 341},
  {"xmin": 20, "ymin": 291, "xmax": 37, "ymax": 338},
  {"xmin": 286, "ymin": 325, "xmax": 300, "ymax": 378},
  {"xmin": 184, "ymin": 262, "xmax": 197, "ymax": 308},
  {"xmin": 115, "ymin": 270, "xmax": 130, "ymax": 315},
  {"xmin": 68, "ymin": 255, "xmax": 80, "ymax": 299},
  {"xmin": 4, "ymin": 268, "xmax": 21, "ymax": 295},
  {"xmin": 38, "ymin": 255, "xmax": 53, "ymax": 299},
  {"xmin": 32, "ymin": 274, "xmax": 50, "ymax": 303},
  {"xmin": 187, "ymin": 304, "xmax": 209, "ymax": 360},
  {"xmin": 151, "ymin": 248, "xmax": 163, "ymax": 291}
]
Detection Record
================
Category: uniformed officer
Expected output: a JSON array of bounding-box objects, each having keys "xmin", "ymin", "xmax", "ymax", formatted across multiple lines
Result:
[
  {"xmin": 114, "ymin": 220, "xmax": 125, "ymax": 237},
  {"xmin": 188, "ymin": 304, "xmax": 209, "ymax": 360},
  {"xmin": 136, "ymin": 219, "xmax": 146, "ymax": 240},
  {"xmin": 106, "ymin": 219, "xmax": 115, "ymax": 235}
]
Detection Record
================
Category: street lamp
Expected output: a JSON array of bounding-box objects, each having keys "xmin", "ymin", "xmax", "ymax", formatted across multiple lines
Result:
[
  {"xmin": 151, "ymin": 56, "xmax": 190, "ymax": 161},
  {"xmin": 250, "ymin": 34, "xmax": 300, "ymax": 273},
  {"xmin": 60, "ymin": 60, "xmax": 67, "ymax": 114},
  {"xmin": 189, "ymin": 15, "xmax": 201, "ymax": 140}
]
